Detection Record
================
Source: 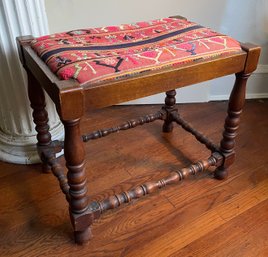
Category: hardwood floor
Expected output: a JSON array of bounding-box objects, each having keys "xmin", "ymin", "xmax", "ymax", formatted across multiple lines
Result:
[{"xmin": 0, "ymin": 100, "xmax": 267, "ymax": 257}]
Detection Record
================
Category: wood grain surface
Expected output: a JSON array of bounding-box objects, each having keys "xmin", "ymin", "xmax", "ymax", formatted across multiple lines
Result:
[{"xmin": 0, "ymin": 100, "xmax": 267, "ymax": 256}]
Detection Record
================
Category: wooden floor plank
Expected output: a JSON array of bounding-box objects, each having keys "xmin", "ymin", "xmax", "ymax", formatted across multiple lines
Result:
[
  {"xmin": 171, "ymin": 199, "xmax": 268, "ymax": 257},
  {"xmin": 124, "ymin": 177, "xmax": 268, "ymax": 257},
  {"xmin": 0, "ymin": 100, "xmax": 267, "ymax": 256}
]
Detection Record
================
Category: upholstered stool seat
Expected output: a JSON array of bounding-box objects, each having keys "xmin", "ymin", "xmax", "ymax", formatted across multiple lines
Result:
[
  {"xmin": 17, "ymin": 15, "xmax": 260, "ymax": 245},
  {"xmin": 31, "ymin": 17, "xmax": 242, "ymax": 85}
]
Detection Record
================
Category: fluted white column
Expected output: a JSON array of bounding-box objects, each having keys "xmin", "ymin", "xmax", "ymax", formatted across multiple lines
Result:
[{"xmin": 0, "ymin": 0, "xmax": 64, "ymax": 164}]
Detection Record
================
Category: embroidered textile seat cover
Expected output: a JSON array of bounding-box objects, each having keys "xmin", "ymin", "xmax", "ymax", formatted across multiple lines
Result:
[{"xmin": 31, "ymin": 17, "xmax": 242, "ymax": 85}]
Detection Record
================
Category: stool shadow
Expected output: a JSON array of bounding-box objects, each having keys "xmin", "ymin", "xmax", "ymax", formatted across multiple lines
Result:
[{"xmin": 146, "ymin": 121, "xmax": 193, "ymax": 167}]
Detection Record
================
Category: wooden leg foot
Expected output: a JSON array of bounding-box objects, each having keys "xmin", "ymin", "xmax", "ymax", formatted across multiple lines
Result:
[
  {"xmin": 214, "ymin": 167, "xmax": 228, "ymax": 180},
  {"xmin": 74, "ymin": 227, "xmax": 92, "ymax": 245}
]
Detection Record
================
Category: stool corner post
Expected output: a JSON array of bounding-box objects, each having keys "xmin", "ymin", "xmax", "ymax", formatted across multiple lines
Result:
[
  {"xmin": 215, "ymin": 71, "xmax": 252, "ymax": 180},
  {"xmin": 240, "ymin": 42, "xmax": 261, "ymax": 74},
  {"xmin": 61, "ymin": 116, "xmax": 91, "ymax": 244},
  {"xmin": 56, "ymin": 80, "xmax": 85, "ymax": 121},
  {"xmin": 169, "ymin": 15, "xmax": 187, "ymax": 20},
  {"xmin": 16, "ymin": 35, "xmax": 34, "ymax": 66},
  {"xmin": 27, "ymin": 69, "xmax": 54, "ymax": 172}
]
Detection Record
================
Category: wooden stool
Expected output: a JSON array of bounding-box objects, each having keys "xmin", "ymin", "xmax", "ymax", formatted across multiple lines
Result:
[{"xmin": 17, "ymin": 16, "xmax": 260, "ymax": 244}]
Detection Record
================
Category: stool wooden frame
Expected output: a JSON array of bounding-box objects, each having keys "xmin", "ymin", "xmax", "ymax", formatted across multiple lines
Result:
[{"xmin": 17, "ymin": 16, "xmax": 260, "ymax": 244}]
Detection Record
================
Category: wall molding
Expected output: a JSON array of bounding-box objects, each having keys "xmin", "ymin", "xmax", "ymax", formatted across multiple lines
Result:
[{"xmin": 210, "ymin": 93, "xmax": 268, "ymax": 101}]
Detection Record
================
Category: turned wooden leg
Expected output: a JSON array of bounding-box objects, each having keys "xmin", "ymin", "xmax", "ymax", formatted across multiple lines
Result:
[
  {"xmin": 215, "ymin": 72, "xmax": 250, "ymax": 180},
  {"xmin": 27, "ymin": 70, "xmax": 52, "ymax": 172},
  {"xmin": 162, "ymin": 89, "xmax": 177, "ymax": 133},
  {"xmin": 62, "ymin": 118, "xmax": 92, "ymax": 244}
]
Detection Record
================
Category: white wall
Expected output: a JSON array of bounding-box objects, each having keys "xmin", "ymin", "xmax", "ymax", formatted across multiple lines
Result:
[
  {"xmin": 209, "ymin": 0, "xmax": 268, "ymax": 100},
  {"xmin": 45, "ymin": 0, "xmax": 228, "ymax": 32},
  {"xmin": 44, "ymin": 0, "xmax": 268, "ymax": 103}
]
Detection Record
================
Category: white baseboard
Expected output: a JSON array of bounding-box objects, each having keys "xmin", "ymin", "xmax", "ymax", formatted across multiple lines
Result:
[
  {"xmin": 246, "ymin": 93, "xmax": 268, "ymax": 99},
  {"xmin": 210, "ymin": 93, "xmax": 268, "ymax": 101},
  {"xmin": 255, "ymin": 64, "xmax": 268, "ymax": 74},
  {"xmin": 210, "ymin": 64, "xmax": 268, "ymax": 101}
]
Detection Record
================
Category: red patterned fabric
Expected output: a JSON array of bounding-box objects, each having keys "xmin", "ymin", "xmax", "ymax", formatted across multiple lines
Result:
[{"xmin": 31, "ymin": 17, "xmax": 242, "ymax": 85}]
